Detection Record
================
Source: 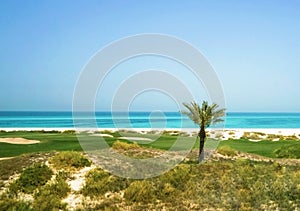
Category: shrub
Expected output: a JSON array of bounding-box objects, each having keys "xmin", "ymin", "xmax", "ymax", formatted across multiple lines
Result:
[
  {"xmin": 214, "ymin": 133, "xmax": 223, "ymax": 139},
  {"xmin": 159, "ymin": 164, "xmax": 191, "ymax": 190},
  {"xmin": 0, "ymin": 195, "xmax": 32, "ymax": 211},
  {"xmin": 32, "ymin": 194, "xmax": 67, "ymax": 211},
  {"xmin": 35, "ymin": 176, "xmax": 70, "ymax": 199},
  {"xmin": 228, "ymin": 131, "xmax": 235, "ymax": 135},
  {"xmin": 82, "ymin": 168, "xmax": 130, "ymax": 198},
  {"xmin": 32, "ymin": 172, "xmax": 70, "ymax": 211},
  {"xmin": 279, "ymin": 135, "xmax": 299, "ymax": 141},
  {"xmin": 255, "ymin": 132, "xmax": 266, "ymax": 136},
  {"xmin": 124, "ymin": 180, "xmax": 155, "ymax": 203},
  {"xmin": 267, "ymin": 134, "xmax": 283, "ymax": 140},
  {"xmin": 112, "ymin": 140, "xmax": 140, "ymax": 151},
  {"xmin": 56, "ymin": 170, "xmax": 72, "ymax": 180},
  {"xmin": 157, "ymin": 182, "xmax": 179, "ymax": 202},
  {"xmin": 10, "ymin": 163, "xmax": 53, "ymax": 194},
  {"xmin": 0, "ymin": 153, "xmax": 53, "ymax": 181},
  {"xmin": 80, "ymin": 196, "xmax": 121, "ymax": 211},
  {"xmin": 217, "ymin": 146, "xmax": 237, "ymax": 157},
  {"xmin": 62, "ymin": 130, "xmax": 76, "ymax": 134},
  {"xmin": 49, "ymin": 151, "xmax": 91, "ymax": 170},
  {"xmin": 241, "ymin": 132, "xmax": 261, "ymax": 140},
  {"xmin": 274, "ymin": 145, "xmax": 300, "ymax": 158}
]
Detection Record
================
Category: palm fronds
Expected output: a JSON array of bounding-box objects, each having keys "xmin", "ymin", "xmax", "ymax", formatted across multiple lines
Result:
[{"xmin": 182, "ymin": 101, "xmax": 225, "ymax": 128}]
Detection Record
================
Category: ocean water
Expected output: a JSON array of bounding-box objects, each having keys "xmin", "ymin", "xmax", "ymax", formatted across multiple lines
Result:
[{"xmin": 0, "ymin": 111, "xmax": 300, "ymax": 129}]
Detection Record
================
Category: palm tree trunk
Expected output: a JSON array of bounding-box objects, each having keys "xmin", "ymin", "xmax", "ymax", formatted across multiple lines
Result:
[{"xmin": 198, "ymin": 124, "xmax": 206, "ymax": 162}]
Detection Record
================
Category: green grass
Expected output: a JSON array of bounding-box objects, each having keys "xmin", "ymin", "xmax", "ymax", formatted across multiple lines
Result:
[
  {"xmin": 219, "ymin": 139, "xmax": 300, "ymax": 158},
  {"xmin": 1, "ymin": 131, "xmax": 300, "ymax": 159},
  {"xmin": 274, "ymin": 145, "xmax": 300, "ymax": 158},
  {"xmin": 0, "ymin": 131, "xmax": 82, "ymax": 157}
]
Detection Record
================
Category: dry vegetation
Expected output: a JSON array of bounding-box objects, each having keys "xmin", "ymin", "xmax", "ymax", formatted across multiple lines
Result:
[{"xmin": 0, "ymin": 145, "xmax": 299, "ymax": 210}]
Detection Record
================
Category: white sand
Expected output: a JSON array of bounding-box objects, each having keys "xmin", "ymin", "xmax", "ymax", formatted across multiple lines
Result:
[
  {"xmin": 91, "ymin": 134, "xmax": 114, "ymax": 138},
  {"xmin": 119, "ymin": 137, "xmax": 153, "ymax": 141},
  {"xmin": 219, "ymin": 128, "xmax": 300, "ymax": 140},
  {"xmin": 0, "ymin": 137, "xmax": 40, "ymax": 144},
  {"xmin": 0, "ymin": 157, "xmax": 13, "ymax": 161},
  {"xmin": 63, "ymin": 165, "xmax": 96, "ymax": 209}
]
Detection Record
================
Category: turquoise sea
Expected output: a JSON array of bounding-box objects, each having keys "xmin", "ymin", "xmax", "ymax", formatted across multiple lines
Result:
[{"xmin": 0, "ymin": 112, "xmax": 300, "ymax": 128}]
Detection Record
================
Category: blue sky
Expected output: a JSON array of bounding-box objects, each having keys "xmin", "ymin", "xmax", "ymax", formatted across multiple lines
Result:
[{"xmin": 1, "ymin": 0, "xmax": 300, "ymax": 112}]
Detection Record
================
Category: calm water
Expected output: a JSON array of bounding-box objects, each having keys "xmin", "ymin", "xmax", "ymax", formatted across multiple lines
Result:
[{"xmin": 0, "ymin": 111, "xmax": 300, "ymax": 128}]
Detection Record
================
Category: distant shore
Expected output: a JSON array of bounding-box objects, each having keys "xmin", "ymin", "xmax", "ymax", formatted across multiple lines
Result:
[{"xmin": 1, "ymin": 128, "xmax": 300, "ymax": 141}]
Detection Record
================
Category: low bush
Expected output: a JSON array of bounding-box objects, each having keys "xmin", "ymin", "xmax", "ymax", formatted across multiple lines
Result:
[
  {"xmin": 61, "ymin": 130, "xmax": 76, "ymax": 134},
  {"xmin": 255, "ymin": 132, "xmax": 266, "ymax": 136},
  {"xmin": 112, "ymin": 140, "xmax": 140, "ymax": 151},
  {"xmin": 10, "ymin": 163, "xmax": 53, "ymax": 194},
  {"xmin": 279, "ymin": 135, "xmax": 299, "ymax": 141},
  {"xmin": 82, "ymin": 168, "xmax": 130, "ymax": 198},
  {"xmin": 79, "ymin": 196, "xmax": 121, "ymax": 211},
  {"xmin": 267, "ymin": 134, "xmax": 283, "ymax": 140},
  {"xmin": 217, "ymin": 146, "xmax": 238, "ymax": 157},
  {"xmin": 35, "ymin": 176, "xmax": 70, "ymax": 199},
  {"xmin": 159, "ymin": 164, "xmax": 191, "ymax": 191},
  {"xmin": 214, "ymin": 133, "xmax": 223, "ymax": 139},
  {"xmin": 32, "ymin": 173, "xmax": 70, "ymax": 211},
  {"xmin": 0, "ymin": 194, "xmax": 32, "ymax": 211},
  {"xmin": 241, "ymin": 132, "xmax": 261, "ymax": 140},
  {"xmin": 32, "ymin": 194, "xmax": 67, "ymax": 211},
  {"xmin": 274, "ymin": 145, "xmax": 300, "ymax": 158},
  {"xmin": 228, "ymin": 131, "xmax": 235, "ymax": 135},
  {"xmin": 0, "ymin": 153, "xmax": 53, "ymax": 181},
  {"xmin": 124, "ymin": 180, "xmax": 155, "ymax": 203},
  {"xmin": 56, "ymin": 170, "xmax": 73, "ymax": 180},
  {"xmin": 49, "ymin": 151, "xmax": 91, "ymax": 170}
]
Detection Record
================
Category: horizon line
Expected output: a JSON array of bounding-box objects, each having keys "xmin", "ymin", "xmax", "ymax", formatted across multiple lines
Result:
[{"xmin": 0, "ymin": 110, "xmax": 300, "ymax": 113}]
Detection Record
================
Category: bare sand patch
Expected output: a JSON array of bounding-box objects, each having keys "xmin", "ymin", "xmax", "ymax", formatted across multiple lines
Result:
[
  {"xmin": 119, "ymin": 137, "xmax": 152, "ymax": 141},
  {"xmin": 0, "ymin": 137, "xmax": 40, "ymax": 145},
  {"xmin": 0, "ymin": 157, "xmax": 14, "ymax": 161},
  {"xmin": 248, "ymin": 139, "xmax": 261, "ymax": 142},
  {"xmin": 91, "ymin": 134, "xmax": 114, "ymax": 138}
]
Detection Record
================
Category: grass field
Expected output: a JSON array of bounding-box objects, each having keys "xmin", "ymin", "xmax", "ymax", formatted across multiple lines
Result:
[
  {"xmin": 219, "ymin": 138, "xmax": 300, "ymax": 158},
  {"xmin": 0, "ymin": 131, "xmax": 82, "ymax": 157},
  {"xmin": 1, "ymin": 130, "xmax": 300, "ymax": 158}
]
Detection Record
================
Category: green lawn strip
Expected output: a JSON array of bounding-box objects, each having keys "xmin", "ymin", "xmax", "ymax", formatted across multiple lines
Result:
[
  {"xmin": 219, "ymin": 139, "xmax": 300, "ymax": 158},
  {"xmin": 1, "ymin": 131, "xmax": 300, "ymax": 159},
  {"xmin": 0, "ymin": 132, "xmax": 82, "ymax": 157},
  {"xmin": 113, "ymin": 131, "xmax": 198, "ymax": 151}
]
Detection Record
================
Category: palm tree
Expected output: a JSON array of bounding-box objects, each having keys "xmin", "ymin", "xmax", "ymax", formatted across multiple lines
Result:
[{"xmin": 182, "ymin": 101, "xmax": 225, "ymax": 162}]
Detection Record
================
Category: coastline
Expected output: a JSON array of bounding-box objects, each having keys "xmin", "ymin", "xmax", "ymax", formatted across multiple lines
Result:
[
  {"xmin": 1, "ymin": 127, "xmax": 300, "ymax": 132},
  {"xmin": 1, "ymin": 128, "xmax": 300, "ymax": 140}
]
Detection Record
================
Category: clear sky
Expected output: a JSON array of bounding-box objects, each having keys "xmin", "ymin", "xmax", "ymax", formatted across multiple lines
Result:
[{"xmin": 1, "ymin": 0, "xmax": 300, "ymax": 112}]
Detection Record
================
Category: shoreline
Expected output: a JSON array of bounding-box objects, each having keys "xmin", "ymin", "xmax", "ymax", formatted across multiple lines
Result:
[{"xmin": 1, "ymin": 128, "xmax": 300, "ymax": 137}]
